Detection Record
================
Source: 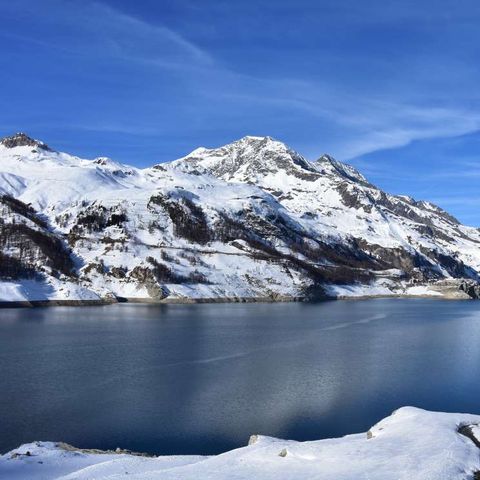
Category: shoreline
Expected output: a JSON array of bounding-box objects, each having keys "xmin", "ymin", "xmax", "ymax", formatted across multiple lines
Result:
[
  {"xmin": 2, "ymin": 407, "xmax": 480, "ymax": 479},
  {"xmin": 0, "ymin": 291, "xmax": 474, "ymax": 308},
  {"xmin": 0, "ymin": 295, "xmax": 306, "ymax": 308},
  {"xmin": 0, "ymin": 298, "xmax": 117, "ymax": 308}
]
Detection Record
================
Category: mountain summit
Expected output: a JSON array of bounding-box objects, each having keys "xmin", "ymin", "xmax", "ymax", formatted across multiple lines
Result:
[
  {"xmin": 171, "ymin": 135, "xmax": 317, "ymax": 182},
  {"xmin": 0, "ymin": 133, "xmax": 479, "ymax": 304},
  {"xmin": 0, "ymin": 132, "xmax": 52, "ymax": 151}
]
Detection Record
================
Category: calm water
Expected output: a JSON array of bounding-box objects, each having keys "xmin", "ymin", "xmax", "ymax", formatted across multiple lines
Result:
[{"xmin": 1, "ymin": 299, "xmax": 480, "ymax": 455}]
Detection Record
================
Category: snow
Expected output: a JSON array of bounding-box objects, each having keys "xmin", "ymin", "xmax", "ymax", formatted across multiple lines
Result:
[
  {"xmin": 0, "ymin": 279, "xmax": 101, "ymax": 302},
  {"xmin": 327, "ymin": 282, "xmax": 447, "ymax": 298},
  {"xmin": 405, "ymin": 285, "xmax": 444, "ymax": 296},
  {"xmin": 2, "ymin": 407, "xmax": 480, "ymax": 479},
  {"xmin": 1, "ymin": 134, "xmax": 480, "ymax": 304},
  {"xmin": 327, "ymin": 283, "xmax": 396, "ymax": 298}
]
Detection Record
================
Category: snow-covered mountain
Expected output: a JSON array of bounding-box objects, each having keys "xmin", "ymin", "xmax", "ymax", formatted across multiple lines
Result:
[{"xmin": 1, "ymin": 132, "xmax": 479, "ymax": 304}]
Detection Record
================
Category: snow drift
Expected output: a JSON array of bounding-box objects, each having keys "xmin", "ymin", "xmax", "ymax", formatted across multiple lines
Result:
[{"xmin": 2, "ymin": 408, "xmax": 480, "ymax": 479}]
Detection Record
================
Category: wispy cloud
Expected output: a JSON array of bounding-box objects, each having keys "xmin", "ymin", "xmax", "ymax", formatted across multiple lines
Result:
[
  {"xmin": 3, "ymin": 0, "xmax": 479, "ymax": 163},
  {"xmin": 0, "ymin": 0, "xmax": 213, "ymax": 69},
  {"xmin": 209, "ymin": 77, "xmax": 480, "ymax": 160},
  {"xmin": 340, "ymin": 108, "xmax": 480, "ymax": 160},
  {"xmin": 83, "ymin": 1, "xmax": 213, "ymax": 66}
]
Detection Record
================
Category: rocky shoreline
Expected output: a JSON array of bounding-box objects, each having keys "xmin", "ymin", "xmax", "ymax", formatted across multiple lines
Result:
[
  {"xmin": 1, "ymin": 279, "xmax": 479, "ymax": 308},
  {"xmin": 0, "ymin": 298, "xmax": 116, "ymax": 308}
]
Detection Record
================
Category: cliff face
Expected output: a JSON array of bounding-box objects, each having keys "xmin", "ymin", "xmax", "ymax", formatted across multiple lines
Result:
[{"xmin": 0, "ymin": 133, "xmax": 479, "ymax": 303}]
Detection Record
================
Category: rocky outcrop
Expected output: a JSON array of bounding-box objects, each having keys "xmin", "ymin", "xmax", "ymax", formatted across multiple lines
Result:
[
  {"xmin": 459, "ymin": 280, "xmax": 480, "ymax": 299},
  {"xmin": 0, "ymin": 132, "xmax": 51, "ymax": 151},
  {"xmin": 0, "ymin": 196, "xmax": 74, "ymax": 280},
  {"xmin": 425, "ymin": 279, "xmax": 480, "ymax": 299}
]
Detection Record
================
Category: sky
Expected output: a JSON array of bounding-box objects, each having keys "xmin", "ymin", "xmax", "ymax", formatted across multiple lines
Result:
[{"xmin": 1, "ymin": 0, "xmax": 479, "ymax": 225}]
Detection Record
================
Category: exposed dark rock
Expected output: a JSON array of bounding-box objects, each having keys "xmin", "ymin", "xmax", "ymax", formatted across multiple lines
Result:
[
  {"xmin": 0, "ymin": 252, "xmax": 37, "ymax": 280},
  {"xmin": 56, "ymin": 442, "xmax": 156, "ymax": 458},
  {"xmin": 82, "ymin": 263, "xmax": 105, "ymax": 276},
  {"xmin": 0, "ymin": 195, "xmax": 48, "ymax": 229},
  {"xmin": 149, "ymin": 193, "xmax": 211, "ymax": 245},
  {"xmin": 129, "ymin": 266, "xmax": 169, "ymax": 298},
  {"xmin": 70, "ymin": 204, "xmax": 128, "ymax": 234},
  {"xmin": 458, "ymin": 424, "xmax": 480, "ymax": 448},
  {"xmin": 354, "ymin": 239, "xmax": 433, "ymax": 280},
  {"xmin": 317, "ymin": 154, "xmax": 371, "ymax": 185},
  {"xmin": 0, "ymin": 132, "xmax": 52, "ymax": 151},
  {"xmin": 459, "ymin": 281, "xmax": 480, "ymax": 299},
  {"xmin": 110, "ymin": 266, "xmax": 127, "ymax": 279},
  {"xmin": 0, "ymin": 223, "xmax": 74, "ymax": 277}
]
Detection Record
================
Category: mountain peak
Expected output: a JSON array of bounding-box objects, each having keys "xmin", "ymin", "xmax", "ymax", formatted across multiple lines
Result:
[
  {"xmin": 0, "ymin": 132, "xmax": 52, "ymax": 151},
  {"xmin": 170, "ymin": 135, "xmax": 316, "ymax": 181},
  {"xmin": 241, "ymin": 135, "xmax": 271, "ymax": 141},
  {"xmin": 234, "ymin": 135, "xmax": 287, "ymax": 149}
]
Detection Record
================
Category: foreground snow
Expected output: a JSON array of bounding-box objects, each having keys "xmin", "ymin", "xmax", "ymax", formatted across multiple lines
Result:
[{"xmin": 2, "ymin": 407, "xmax": 480, "ymax": 479}]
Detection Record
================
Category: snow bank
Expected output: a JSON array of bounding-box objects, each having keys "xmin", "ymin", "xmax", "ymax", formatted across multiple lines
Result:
[
  {"xmin": 2, "ymin": 407, "xmax": 480, "ymax": 479},
  {"xmin": 405, "ymin": 285, "xmax": 444, "ymax": 296},
  {"xmin": 0, "ymin": 279, "xmax": 101, "ymax": 303},
  {"xmin": 328, "ymin": 282, "xmax": 448, "ymax": 299}
]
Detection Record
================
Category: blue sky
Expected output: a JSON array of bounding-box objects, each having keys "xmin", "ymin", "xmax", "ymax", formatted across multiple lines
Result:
[{"xmin": 1, "ymin": 0, "xmax": 479, "ymax": 224}]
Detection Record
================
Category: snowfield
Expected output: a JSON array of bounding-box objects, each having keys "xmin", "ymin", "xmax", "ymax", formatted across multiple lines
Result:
[
  {"xmin": 0, "ymin": 279, "xmax": 101, "ymax": 303},
  {"xmin": 1, "ymin": 132, "xmax": 480, "ymax": 304},
  {"xmin": 2, "ymin": 407, "xmax": 480, "ymax": 479}
]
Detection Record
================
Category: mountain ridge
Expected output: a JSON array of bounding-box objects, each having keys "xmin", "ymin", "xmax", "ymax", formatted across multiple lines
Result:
[{"xmin": 0, "ymin": 132, "xmax": 479, "ymax": 304}]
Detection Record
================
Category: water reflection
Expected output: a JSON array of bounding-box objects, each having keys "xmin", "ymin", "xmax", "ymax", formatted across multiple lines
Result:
[{"xmin": 1, "ymin": 299, "xmax": 480, "ymax": 454}]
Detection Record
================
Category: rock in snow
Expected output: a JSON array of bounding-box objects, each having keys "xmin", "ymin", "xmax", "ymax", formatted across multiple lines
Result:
[
  {"xmin": 2, "ymin": 408, "xmax": 480, "ymax": 479},
  {"xmin": 1, "ymin": 133, "xmax": 480, "ymax": 304}
]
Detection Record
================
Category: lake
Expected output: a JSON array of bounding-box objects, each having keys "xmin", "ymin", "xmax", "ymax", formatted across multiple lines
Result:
[{"xmin": 1, "ymin": 299, "xmax": 480, "ymax": 455}]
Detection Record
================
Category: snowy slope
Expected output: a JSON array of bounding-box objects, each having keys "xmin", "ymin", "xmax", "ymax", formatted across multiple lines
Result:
[
  {"xmin": 2, "ymin": 407, "xmax": 480, "ymax": 479},
  {"xmin": 172, "ymin": 136, "xmax": 480, "ymax": 262},
  {"xmin": 0, "ymin": 132, "xmax": 479, "ymax": 303}
]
